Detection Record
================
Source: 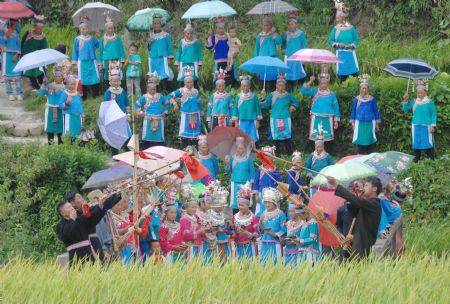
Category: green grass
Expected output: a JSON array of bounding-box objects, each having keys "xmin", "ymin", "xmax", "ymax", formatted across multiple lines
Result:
[{"xmin": 0, "ymin": 220, "xmax": 448, "ymax": 303}]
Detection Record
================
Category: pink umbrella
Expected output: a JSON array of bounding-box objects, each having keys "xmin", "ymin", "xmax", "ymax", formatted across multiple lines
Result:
[
  {"xmin": 288, "ymin": 48, "xmax": 342, "ymax": 63},
  {"xmin": 143, "ymin": 146, "xmax": 185, "ymax": 161},
  {"xmin": 337, "ymin": 154, "xmax": 363, "ymax": 164},
  {"xmin": 206, "ymin": 126, "xmax": 254, "ymax": 161}
]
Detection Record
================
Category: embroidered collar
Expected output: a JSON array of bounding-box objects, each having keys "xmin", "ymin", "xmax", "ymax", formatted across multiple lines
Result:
[
  {"xmin": 182, "ymin": 37, "xmax": 197, "ymax": 46},
  {"xmin": 239, "ymin": 91, "xmax": 254, "ymax": 100},
  {"xmin": 215, "ymin": 33, "xmax": 228, "ymax": 40},
  {"xmin": 78, "ymin": 34, "xmax": 92, "ymax": 41},
  {"xmin": 152, "ymin": 30, "xmax": 167, "ymax": 39},
  {"xmin": 184, "ymin": 213, "xmax": 197, "ymax": 223},
  {"xmin": 414, "ymin": 96, "xmax": 431, "ymax": 105},
  {"xmin": 259, "ymin": 30, "xmax": 275, "ymax": 38},
  {"xmin": 26, "ymin": 29, "xmax": 45, "ymax": 41},
  {"xmin": 313, "ymin": 150, "xmax": 328, "ymax": 160},
  {"xmin": 198, "ymin": 152, "xmax": 213, "ymax": 160},
  {"xmin": 263, "ymin": 208, "xmax": 282, "ymax": 221},
  {"xmin": 317, "ymin": 88, "xmax": 331, "ymax": 96},
  {"xmin": 103, "ymin": 33, "xmax": 117, "ymax": 42},
  {"xmin": 214, "ymin": 91, "xmax": 229, "ymax": 98},
  {"xmin": 64, "ymin": 89, "xmax": 78, "ymax": 97},
  {"xmin": 272, "ymin": 90, "xmax": 288, "ymax": 99},
  {"xmin": 335, "ymin": 22, "xmax": 353, "ymax": 31},
  {"xmin": 196, "ymin": 209, "xmax": 212, "ymax": 226},
  {"xmin": 109, "ymin": 86, "xmax": 123, "ymax": 95},
  {"xmin": 235, "ymin": 211, "xmax": 254, "ymax": 227},
  {"xmin": 233, "ymin": 152, "xmax": 249, "ymax": 162},
  {"xmin": 357, "ymin": 95, "xmax": 372, "ymax": 102},
  {"xmin": 286, "ymin": 29, "xmax": 303, "ymax": 38},
  {"xmin": 210, "ymin": 210, "xmax": 225, "ymax": 226},
  {"xmin": 144, "ymin": 93, "xmax": 161, "ymax": 103},
  {"xmin": 287, "ymin": 219, "xmax": 302, "ymax": 234}
]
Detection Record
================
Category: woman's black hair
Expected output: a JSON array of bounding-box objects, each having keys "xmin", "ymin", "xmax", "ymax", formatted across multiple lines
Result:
[
  {"xmin": 56, "ymin": 201, "xmax": 68, "ymax": 217},
  {"xmin": 54, "ymin": 44, "xmax": 67, "ymax": 55},
  {"xmin": 366, "ymin": 177, "xmax": 382, "ymax": 195},
  {"xmin": 64, "ymin": 191, "xmax": 77, "ymax": 203}
]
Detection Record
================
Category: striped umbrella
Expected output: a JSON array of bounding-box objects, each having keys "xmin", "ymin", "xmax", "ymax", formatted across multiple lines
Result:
[
  {"xmin": 384, "ymin": 58, "xmax": 438, "ymax": 80},
  {"xmin": 0, "ymin": 2, "xmax": 34, "ymax": 19},
  {"xmin": 247, "ymin": 0, "xmax": 297, "ymax": 15}
]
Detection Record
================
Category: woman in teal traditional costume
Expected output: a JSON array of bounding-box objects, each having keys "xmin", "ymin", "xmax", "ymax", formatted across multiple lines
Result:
[
  {"xmin": 254, "ymin": 17, "xmax": 281, "ymax": 92},
  {"xmin": 232, "ymin": 75, "xmax": 263, "ymax": 143},
  {"xmin": 300, "ymin": 67, "xmax": 340, "ymax": 147},
  {"xmin": 261, "ymin": 74, "xmax": 299, "ymax": 155},
  {"xmin": 282, "ymin": 13, "xmax": 307, "ymax": 89},
  {"xmin": 402, "ymin": 80, "xmax": 437, "ymax": 162},
  {"xmin": 175, "ymin": 23, "xmax": 202, "ymax": 84},
  {"xmin": 197, "ymin": 135, "xmax": 219, "ymax": 180},
  {"xmin": 98, "ymin": 17, "xmax": 125, "ymax": 84},
  {"xmin": 207, "ymin": 68, "xmax": 234, "ymax": 130},
  {"xmin": 296, "ymin": 208, "xmax": 320, "ymax": 265},
  {"xmin": 328, "ymin": 1, "xmax": 359, "ymax": 82},
  {"xmin": 225, "ymin": 137, "xmax": 255, "ymax": 213},
  {"xmin": 59, "ymin": 76, "xmax": 84, "ymax": 139},
  {"xmin": 39, "ymin": 67, "xmax": 64, "ymax": 144},
  {"xmin": 350, "ymin": 75, "xmax": 381, "ymax": 154},
  {"xmin": 21, "ymin": 15, "xmax": 48, "ymax": 89},
  {"xmin": 284, "ymin": 205, "xmax": 304, "ymax": 266},
  {"xmin": 305, "ymin": 140, "xmax": 334, "ymax": 196},
  {"xmin": 72, "ymin": 17, "xmax": 100, "ymax": 100},
  {"xmin": 136, "ymin": 73, "xmax": 169, "ymax": 149},
  {"xmin": 148, "ymin": 13, "xmax": 174, "ymax": 91}
]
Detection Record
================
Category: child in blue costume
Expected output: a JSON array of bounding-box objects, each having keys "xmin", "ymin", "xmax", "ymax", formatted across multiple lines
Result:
[
  {"xmin": 168, "ymin": 66, "xmax": 203, "ymax": 147},
  {"xmin": 253, "ymin": 146, "xmax": 282, "ymax": 218},
  {"xmin": 38, "ymin": 67, "xmax": 65, "ymax": 144},
  {"xmin": 59, "ymin": 76, "xmax": 84, "ymax": 139},
  {"xmin": 350, "ymin": 75, "xmax": 381, "ymax": 154},
  {"xmin": 72, "ymin": 18, "xmax": 100, "ymax": 100},
  {"xmin": 124, "ymin": 43, "xmax": 142, "ymax": 97},
  {"xmin": 260, "ymin": 187, "xmax": 286, "ymax": 265},
  {"xmin": 284, "ymin": 205, "xmax": 304, "ymax": 266},
  {"xmin": 196, "ymin": 193, "xmax": 216, "ymax": 264},
  {"xmin": 175, "ymin": 23, "xmax": 202, "ymax": 83},
  {"xmin": 232, "ymin": 75, "xmax": 263, "ymax": 143},
  {"xmin": 261, "ymin": 75, "xmax": 299, "ymax": 155},
  {"xmin": 328, "ymin": 1, "xmax": 359, "ymax": 81},
  {"xmin": 0, "ymin": 19, "xmax": 23, "ymax": 101},
  {"xmin": 300, "ymin": 68, "xmax": 340, "ymax": 143},
  {"xmin": 103, "ymin": 66, "xmax": 131, "ymax": 154},
  {"xmin": 148, "ymin": 14, "xmax": 174, "ymax": 89},
  {"xmin": 282, "ymin": 13, "xmax": 307, "ymax": 89},
  {"xmin": 98, "ymin": 18, "xmax": 125, "ymax": 82},
  {"xmin": 197, "ymin": 135, "xmax": 219, "ymax": 181},
  {"xmin": 210, "ymin": 186, "xmax": 231, "ymax": 262},
  {"xmin": 136, "ymin": 73, "xmax": 169, "ymax": 149},
  {"xmin": 297, "ymin": 208, "xmax": 320, "ymax": 264},
  {"xmin": 254, "ymin": 17, "xmax": 281, "ymax": 91},
  {"xmin": 207, "ymin": 69, "xmax": 234, "ymax": 130},
  {"xmin": 285, "ymin": 151, "xmax": 304, "ymax": 220},
  {"xmin": 402, "ymin": 80, "xmax": 437, "ymax": 162},
  {"xmin": 205, "ymin": 17, "xmax": 237, "ymax": 85},
  {"xmin": 225, "ymin": 137, "xmax": 256, "ymax": 212},
  {"xmin": 305, "ymin": 140, "xmax": 335, "ymax": 196}
]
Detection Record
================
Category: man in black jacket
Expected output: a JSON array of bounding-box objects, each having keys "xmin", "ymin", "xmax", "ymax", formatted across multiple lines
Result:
[
  {"xmin": 327, "ymin": 176, "xmax": 382, "ymax": 259},
  {"xmin": 55, "ymin": 193, "xmax": 121, "ymax": 265}
]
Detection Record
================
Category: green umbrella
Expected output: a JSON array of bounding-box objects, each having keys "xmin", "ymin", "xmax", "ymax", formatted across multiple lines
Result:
[
  {"xmin": 364, "ymin": 151, "xmax": 414, "ymax": 174},
  {"xmin": 125, "ymin": 8, "xmax": 172, "ymax": 32},
  {"xmin": 311, "ymin": 162, "xmax": 378, "ymax": 187}
]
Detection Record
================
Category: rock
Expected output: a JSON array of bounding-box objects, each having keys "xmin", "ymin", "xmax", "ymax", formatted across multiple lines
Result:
[
  {"xmin": 13, "ymin": 124, "xmax": 29, "ymax": 137},
  {"xmin": 27, "ymin": 122, "xmax": 44, "ymax": 136},
  {"xmin": 0, "ymin": 120, "xmax": 14, "ymax": 129}
]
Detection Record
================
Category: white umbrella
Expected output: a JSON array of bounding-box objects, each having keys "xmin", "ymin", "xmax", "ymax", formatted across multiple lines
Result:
[
  {"xmin": 247, "ymin": 1, "xmax": 298, "ymax": 15},
  {"xmin": 182, "ymin": 0, "xmax": 237, "ymax": 19},
  {"xmin": 13, "ymin": 49, "xmax": 67, "ymax": 73},
  {"xmin": 72, "ymin": 2, "xmax": 120, "ymax": 32},
  {"xmin": 98, "ymin": 100, "xmax": 130, "ymax": 150}
]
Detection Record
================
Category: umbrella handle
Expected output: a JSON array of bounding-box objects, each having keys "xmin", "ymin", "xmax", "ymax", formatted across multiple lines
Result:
[
  {"xmin": 406, "ymin": 77, "xmax": 410, "ymax": 95},
  {"xmin": 263, "ymin": 70, "xmax": 266, "ymax": 91}
]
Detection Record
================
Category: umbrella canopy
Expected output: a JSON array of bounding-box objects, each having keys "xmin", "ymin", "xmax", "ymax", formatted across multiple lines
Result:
[
  {"xmin": 81, "ymin": 166, "xmax": 134, "ymax": 190},
  {"xmin": 206, "ymin": 126, "xmax": 254, "ymax": 161},
  {"xmin": 364, "ymin": 151, "xmax": 414, "ymax": 175},
  {"xmin": 309, "ymin": 189, "xmax": 346, "ymax": 247},
  {"xmin": 247, "ymin": 0, "xmax": 297, "ymax": 15},
  {"xmin": 125, "ymin": 8, "xmax": 172, "ymax": 32},
  {"xmin": 240, "ymin": 56, "xmax": 290, "ymax": 78},
  {"xmin": 288, "ymin": 48, "xmax": 342, "ymax": 63},
  {"xmin": 113, "ymin": 150, "xmax": 180, "ymax": 175},
  {"xmin": 143, "ymin": 146, "xmax": 185, "ymax": 161},
  {"xmin": 98, "ymin": 100, "xmax": 130, "ymax": 150},
  {"xmin": 13, "ymin": 49, "xmax": 67, "ymax": 73},
  {"xmin": 337, "ymin": 153, "xmax": 393, "ymax": 186},
  {"xmin": 72, "ymin": 2, "xmax": 120, "ymax": 32},
  {"xmin": 311, "ymin": 161, "xmax": 378, "ymax": 187},
  {"xmin": 4, "ymin": 0, "xmax": 33, "ymax": 9},
  {"xmin": 182, "ymin": 0, "xmax": 237, "ymax": 19},
  {"xmin": 0, "ymin": 2, "xmax": 34, "ymax": 18},
  {"xmin": 384, "ymin": 58, "xmax": 438, "ymax": 80}
]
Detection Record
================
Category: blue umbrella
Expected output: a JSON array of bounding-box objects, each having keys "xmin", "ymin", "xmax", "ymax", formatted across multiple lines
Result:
[
  {"xmin": 384, "ymin": 58, "xmax": 438, "ymax": 93},
  {"xmin": 239, "ymin": 56, "xmax": 290, "ymax": 89},
  {"xmin": 81, "ymin": 166, "xmax": 134, "ymax": 190},
  {"xmin": 182, "ymin": 0, "xmax": 237, "ymax": 19}
]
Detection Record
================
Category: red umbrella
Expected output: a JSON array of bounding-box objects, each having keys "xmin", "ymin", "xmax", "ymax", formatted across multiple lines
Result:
[
  {"xmin": 309, "ymin": 188, "xmax": 346, "ymax": 247},
  {"xmin": 0, "ymin": 2, "xmax": 34, "ymax": 19},
  {"xmin": 337, "ymin": 154, "xmax": 363, "ymax": 164},
  {"xmin": 206, "ymin": 126, "xmax": 253, "ymax": 161}
]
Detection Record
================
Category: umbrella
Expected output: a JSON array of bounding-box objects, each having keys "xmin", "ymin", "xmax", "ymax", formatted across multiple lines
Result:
[
  {"xmin": 247, "ymin": 0, "xmax": 297, "ymax": 15},
  {"xmin": 3, "ymin": 0, "xmax": 33, "ymax": 10},
  {"xmin": 240, "ymin": 56, "xmax": 290, "ymax": 89},
  {"xmin": 206, "ymin": 126, "xmax": 254, "ymax": 161},
  {"xmin": 0, "ymin": 2, "xmax": 34, "ymax": 18},
  {"xmin": 288, "ymin": 48, "xmax": 342, "ymax": 63},
  {"xmin": 13, "ymin": 49, "xmax": 67, "ymax": 73},
  {"xmin": 113, "ymin": 151, "xmax": 180, "ymax": 175},
  {"xmin": 72, "ymin": 2, "xmax": 120, "ymax": 32},
  {"xmin": 143, "ymin": 146, "xmax": 185, "ymax": 161},
  {"xmin": 311, "ymin": 161, "xmax": 378, "ymax": 187},
  {"xmin": 384, "ymin": 58, "xmax": 438, "ymax": 93},
  {"xmin": 337, "ymin": 153, "xmax": 393, "ymax": 186},
  {"xmin": 98, "ymin": 100, "xmax": 130, "ymax": 150},
  {"xmin": 182, "ymin": 0, "xmax": 237, "ymax": 19},
  {"xmin": 309, "ymin": 189, "xmax": 346, "ymax": 247},
  {"xmin": 81, "ymin": 166, "xmax": 134, "ymax": 190},
  {"xmin": 125, "ymin": 8, "xmax": 172, "ymax": 32},
  {"xmin": 364, "ymin": 151, "xmax": 414, "ymax": 175}
]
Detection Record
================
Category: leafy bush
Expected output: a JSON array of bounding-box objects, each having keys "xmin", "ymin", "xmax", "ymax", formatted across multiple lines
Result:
[
  {"xmin": 0, "ymin": 140, "xmax": 107, "ymax": 261},
  {"xmin": 398, "ymin": 155, "xmax": 450, "ymax": 224}
]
